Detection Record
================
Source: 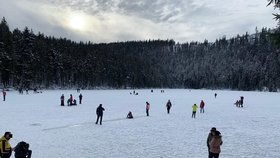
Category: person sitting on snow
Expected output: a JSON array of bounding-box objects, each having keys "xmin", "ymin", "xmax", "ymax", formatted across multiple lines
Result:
[
  {"xmin": 127, "ymin": 111, "xmax": 133, "ymax": 119},
  {"xmin": 14, "ymin": 141, "xmax": 32, "ymax": 158}
]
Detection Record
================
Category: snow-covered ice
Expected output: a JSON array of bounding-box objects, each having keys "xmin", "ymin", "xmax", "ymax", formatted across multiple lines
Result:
[{"xmin": 0, "ymin": 89, "xmax": 279, "ymax": 158}]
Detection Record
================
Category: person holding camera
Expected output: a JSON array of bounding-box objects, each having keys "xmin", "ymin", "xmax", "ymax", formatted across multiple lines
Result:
[{"xmin": 0, "ymin": 132, "xmax": 13, "ymax": 158}]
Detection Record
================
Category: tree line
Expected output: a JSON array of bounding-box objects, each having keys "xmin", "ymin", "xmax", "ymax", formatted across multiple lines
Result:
[{"xmin": 0, "ymin": 18, "xmax": 280, "ymax": 91}]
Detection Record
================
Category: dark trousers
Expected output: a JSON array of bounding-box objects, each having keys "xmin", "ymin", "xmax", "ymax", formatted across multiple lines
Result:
[
  {"xmin": 192, "ymin": 111, "xmax": 196, "ymax": 118},
  {"xmin": 200, "ymin": 108, "xmax": 204, "ymax": 113},
  {"xmin": 209, "ymin": 152, "xmax": 219, "ymax": 158},
  {"xmin": 1, "ymin": 152, "xmax": 12, "ymax": 158},
  {"xmin": 61, "ymin": 100, "xmax": 64, "ymax": 106},
  {"xmin": 79, "ymin": 99, "xmax": 82, "ymax": 104},
  {"xmin": 96, "ymin": 115, "xmax": 103, "ymax": 125},
  {"xmin": 3, "ymin": 95, "xmax": 5, "ymax": 101},
  {"xmin": 167, "ymin": 107, "xmax": 170, "ymax": 114},
  {"xmin": 146, "ymin": 109, "xmax": 149, "ymax": 116}
]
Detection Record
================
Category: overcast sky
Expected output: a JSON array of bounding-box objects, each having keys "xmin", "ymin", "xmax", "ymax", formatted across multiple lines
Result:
[{"xmin": 0, "ymin": 0, "xmax": 277, "ymax": 43}]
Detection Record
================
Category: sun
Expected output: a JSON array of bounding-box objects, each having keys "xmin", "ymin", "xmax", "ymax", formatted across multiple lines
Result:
[{"xmin": 68, "ymin": 13, "xmax": 86, "ymax": 31}]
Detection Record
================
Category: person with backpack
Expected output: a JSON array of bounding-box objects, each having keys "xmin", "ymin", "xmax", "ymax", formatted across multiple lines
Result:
[
  {"xmin": 0, "ymin": 132, "xmax": 13, "ymax": 158},
  {"xmin": 209, "ymin": 131, "xmax": 223, "ymax": 158},
  {"xmin": 14, "ymin": 141, "xmax": 32, "ymax": 158},
  {"xmin": 207, "ymin": 127, "xmax": 216, "ymax": 157},
  {"xmin": 166, "ymin": 100, "xmax": 172, "ymax": 114},
  {"xmin": 95, "ymin": 104, "xmax": 105, "ymax": 125}
]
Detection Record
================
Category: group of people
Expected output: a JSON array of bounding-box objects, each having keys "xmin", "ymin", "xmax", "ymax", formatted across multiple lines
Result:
[
  {"xmin": 60, "ymin": 94, "xmax": 83, "ymax": 106},
  {"xmin": 234, "ymin": 96, "xmax": 244, "ymax": 108},
  {"xmin": 191, "ymin": 100, "xmax": 206, "ymax": 118},
  {"xmin": 0, "ymin": 132, "xmax": 32, "ymax": 158}
]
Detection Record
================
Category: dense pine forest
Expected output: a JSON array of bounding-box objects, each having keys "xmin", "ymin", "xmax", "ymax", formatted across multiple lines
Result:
[{"xmin": 0, "ymin": 17, "xmax": 280, "ymax": 91}]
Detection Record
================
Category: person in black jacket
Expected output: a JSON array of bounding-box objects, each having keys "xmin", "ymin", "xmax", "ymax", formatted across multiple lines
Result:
[
  {"xmin": 127, "ymin": 111, "xmax": 133, "ymax": 119},
  {"xmin": 14, "ymin": 141, "xmax": 32, "ymax": 158},
  {"xmin": 95, "ymin": 104, "xmax": 105, "ymax": 125}
]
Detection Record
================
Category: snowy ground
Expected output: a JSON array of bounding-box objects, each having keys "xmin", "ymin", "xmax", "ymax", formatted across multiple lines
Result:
[{"xmin": 1, "ymin": 89, "xmax": 280, "ymax": 158}]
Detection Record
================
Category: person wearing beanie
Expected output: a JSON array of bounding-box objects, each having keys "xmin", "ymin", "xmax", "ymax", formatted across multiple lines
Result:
[
  {"xmin": 207, "ymin": 127, "xmax": 216, "ymax": 156},
  {"xmin": 209, "ymin": 130, "xmax": 223, "ymax": 158},
  {"xmin": 0, "ymin": 132, "xmax": 13, "ymax": 158}
]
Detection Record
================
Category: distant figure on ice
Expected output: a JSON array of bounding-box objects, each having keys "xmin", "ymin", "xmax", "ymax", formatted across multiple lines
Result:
[
  {"xmin": 200, "ymin": 100, "xmax": 205, "ymax": 113},
  {"xmin": 26, "ymin": 89, "xmax": 29, "ymax": 95},
  {"xmin": 127, "ymin": 111, "xmax": 133, "ymax": 119},
  {"xmin": 214, "ymin": 93, "xmax": 217, "ymax": 98},
  {"xmin": 146, "ymin": 102, "xmax": 150, "ymax": 116},
  {"xmin": 14, "ymin": 141, "xmax": 32, "ymax": 158},
  {"xmin": 151, "ymin": 89, "xmax": 153, "ymax": 93},
  {"xmin": 60, "ymin": 94, "xmax": 64, "ymax": 106},
  {"xmin": 166, "ymin": 100, "xmax": 172, "ymax": 114},
  {"xmin": 207, "ymin": 127, "xmax": 216, "ymax": 157},
  {"xmin": 79, "ymin": 94, "xmax": 83, "ymax": 104},
  {"xmin": 0, "ymin": 131, "xmax": 13, "ymax": 158},
  {"xmin": 234, "ymin": 100, "xmax": 240, "ymax": 107},
  {"xmin": 2, "ymin": 89, "xmax": 6, "ymax": 101},
  {"xmin": 240, "ymin": 96, "xmax": 244, "ymax": 107},
  {"xmin": 77, "ymin": 88, "xmax": 80, "ymax": 93},
  {"xmin": 96, "ymin": 104, "xmax": 105, "ymax": 125},
  {"xmin": 69, "ymin": 94, "xmax": 73, "ymax": 105},
  {"xmin": 209, "ymin": 131, "xmax": 223, "ymax": 158},
  {"xmin": 192, "ymin": 104, "xmax": 198, "ymax": 118}
]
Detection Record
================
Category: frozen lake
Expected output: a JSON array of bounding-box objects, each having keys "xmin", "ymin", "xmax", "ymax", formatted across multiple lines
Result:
[{"xmin": 1, "ymin": 89, "xmax": 279, "ymax": 158}]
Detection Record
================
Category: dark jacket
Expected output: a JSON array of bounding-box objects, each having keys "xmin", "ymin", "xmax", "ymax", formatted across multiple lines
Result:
[
  {"xmin": 96, "ymin": 105, "xmax": 105, "ymax": 116},
  {"xmin": 207, "ymin": 133, "xmax": 214, "ymax": 148},
  {"xmin": 14, "ymin": 141, "xmax": 31, "ymax": 158}
]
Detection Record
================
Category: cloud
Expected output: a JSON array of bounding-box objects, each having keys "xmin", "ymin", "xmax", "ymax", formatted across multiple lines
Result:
[{"xmin": 0, "ymin": 0, "xmax": 277, "ymax": 43}]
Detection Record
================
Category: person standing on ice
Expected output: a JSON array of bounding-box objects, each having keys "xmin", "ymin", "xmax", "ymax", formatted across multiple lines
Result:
[
  {"xmin": 240, "ymin": 96, "xmax": 244, "ymax": 107},
  {"xmin": 79, "ymin": 94, "xmax": 83, "ymax": 104},
  {"xmin": 2, "ymin": 89, "xmax": 6, "ymax": 101},
  {"xmin": 191, "ymin": 104, "xmax": 198, "ymax": 118},
  {"xmin": 207, "ymin": 127, "xmax": 216, "ymax": 157},
  {"xmin": 96, "ymin": 104, "xmax": 105, "ymax": 125},
  {"xmin": 209, "ymin": 131, "xmax": 223, "ymax": 158},
  {"xmin": 69, "ymin": 94, "xmax": 73, "ymax": 105},
  {"xmin": 200, "ymin": 100, "xmax": 205, "ymax": 113},
  {"xmin": 214, "ymin": 93, "xmax": 217, "ymax": 98},
  {"xmin": 166, "ymin": 100, "xmax": 172, "ymax": 114},
  {"xmin": 0, "ymin": 132, "xmax": 13, "ymax": 158},
  {"xmin": 146, "ymin": 102, "xmax": 150, "ymax": 116},
  {"xmin": 60, "ymin": 94, "xmax": 64, "ymax": 106}
]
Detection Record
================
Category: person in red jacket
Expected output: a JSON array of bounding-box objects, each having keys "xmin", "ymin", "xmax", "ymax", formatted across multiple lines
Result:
[{"xmin": 200, "ymin": 100, "xmax": 205, "ymax": 113}]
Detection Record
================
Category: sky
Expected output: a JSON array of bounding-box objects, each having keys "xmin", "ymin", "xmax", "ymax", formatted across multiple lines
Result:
[{"xmin": 0, "ymin": 0, "xmax": 278, "ymax": 43}]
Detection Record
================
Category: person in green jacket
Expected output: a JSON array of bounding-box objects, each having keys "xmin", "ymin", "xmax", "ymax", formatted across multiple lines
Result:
[
  {"xmin": 0, "ymin": 132, "xmax": 13, "ymax": 158},
  {"xmin": 192, "ymin": 104, "xmax": 198, "ymax": 118}
]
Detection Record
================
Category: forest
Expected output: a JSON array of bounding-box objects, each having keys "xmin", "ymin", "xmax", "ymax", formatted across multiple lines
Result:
[{"xmin": 0, "ymin": 18, "xmax": 280, "ymax": 91}]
